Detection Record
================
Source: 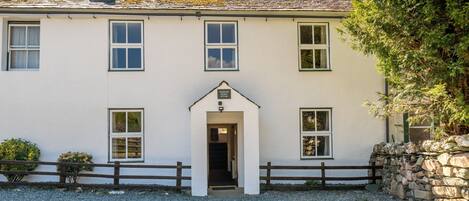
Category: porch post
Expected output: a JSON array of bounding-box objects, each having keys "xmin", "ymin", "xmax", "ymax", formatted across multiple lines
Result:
[
  {"xmin": 243, "ymin": 108, "xmax": 260, "ymax": 194},
  {"xmin": 190, "ymin": 109, "xmax": 208, "ymax": 196}
]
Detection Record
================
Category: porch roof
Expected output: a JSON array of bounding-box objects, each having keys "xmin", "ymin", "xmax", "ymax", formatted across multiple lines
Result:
[{"xmin": 189, "ymin": 81, "xmax": 260, "ymax": 111}]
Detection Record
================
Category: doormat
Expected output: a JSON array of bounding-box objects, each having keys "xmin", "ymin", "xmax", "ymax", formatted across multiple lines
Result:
[{"xmin": 211, "ymin": 186, "xmax": 236, "ymax": 190}]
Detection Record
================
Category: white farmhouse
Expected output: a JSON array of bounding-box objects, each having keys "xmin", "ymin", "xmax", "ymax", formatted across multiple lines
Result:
[{"xmin": 0, "ymin": 0, "xmax": 397, "ymax": 196}]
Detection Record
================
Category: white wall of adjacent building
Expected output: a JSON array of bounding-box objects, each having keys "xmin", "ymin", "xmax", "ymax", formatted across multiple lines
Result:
[{"xmin": 0, "ymin": 15, "xmax": 385, "ymax": 185}]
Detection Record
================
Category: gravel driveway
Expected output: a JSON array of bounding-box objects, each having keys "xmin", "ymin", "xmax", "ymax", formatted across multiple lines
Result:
[{"xmin": 0, "ymin": 187, "xmax": 399, "ymax": 201}]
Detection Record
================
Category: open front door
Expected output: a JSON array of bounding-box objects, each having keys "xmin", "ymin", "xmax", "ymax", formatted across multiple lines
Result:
[{"xmin": 207, "ymin": 124, "xmax": 238, "ymax": 187}]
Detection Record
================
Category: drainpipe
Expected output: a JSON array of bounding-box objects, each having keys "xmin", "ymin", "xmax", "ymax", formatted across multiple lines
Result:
[{"xmin": 385, "ymin": 79, "xmax": 390, "ymax": 143}]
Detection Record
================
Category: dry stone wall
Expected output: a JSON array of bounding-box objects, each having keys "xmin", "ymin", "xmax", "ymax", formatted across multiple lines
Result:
[{"xmin": 370, "ymin": 135, "xmax": 468, "ymax": 201}]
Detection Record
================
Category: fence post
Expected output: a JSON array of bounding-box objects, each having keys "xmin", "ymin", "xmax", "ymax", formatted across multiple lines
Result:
[
  {"xmin": 113, "ymin": 161, "xmax": 120, "ymax": 190},
  {"xmin": 176, "ymin": 161, "xmax": 182, "ymax": 192},
  {"xmin": 320, "ymin": 162, "xmax": 326, "ymax": 189},
  {"xmin": 59, "ymin": 162, "xmax": 66, "ymax": 185},
  {"xmin": 266, "ymin": 162, "xmax": 271, "ymax": 186},
  {"xmin": 371, "ymin": 162, "xmax": 376, "ymax": 184}
]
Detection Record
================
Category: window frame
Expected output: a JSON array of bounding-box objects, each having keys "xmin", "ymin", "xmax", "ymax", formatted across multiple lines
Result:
[
  {"xmin": 108, "ymin": 108, "xmax": 144, "ymax": 163},
  {"xmin": 297, "ymin": 22, "xmax": 331, "ymax": 71},
  {"xmin": 403, "ymin": 113, "xmax": 433, "ymax": 143},
  {"xmin": 300, "ymin": 108, "xmax": 333, "ymax": 159},
  {"xmin": 7, "ymin": 22, "xmax": 40, "ymax": 71},
  {"xmin": 109, "ymin": 20, "xmax": 144, "ymax": 71},
  {"xmin": 204, "ymin": 21, "xmax": 239, "ymax": 71}
]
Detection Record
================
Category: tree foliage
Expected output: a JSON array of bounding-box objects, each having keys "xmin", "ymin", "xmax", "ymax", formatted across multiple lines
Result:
[{"xmin": 340, "ymin": 0, "xmax": 469, "ymax": 138}]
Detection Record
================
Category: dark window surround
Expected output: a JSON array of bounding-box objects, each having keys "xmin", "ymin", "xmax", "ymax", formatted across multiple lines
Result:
[
  {"xmin": 297, "ymin": 22, "xmax": 332, "ymax": 72},
  {"xmin": 6, "ymin": 21, "xmax": 41, "ymax": 71},
  {"xmin": 108, "ymin": 20, "xmax": 145, "ymax": 72},
  {"xmin": 108, "ymin": 108, "xmax": 145, "ymax": 163},
  {"xmin": 204, "ymin": 20, "xmax": 239, "ymax": 72},
  {"xmin": 299, "ymin": 107, "xmax": 334, "ymax": 160}
]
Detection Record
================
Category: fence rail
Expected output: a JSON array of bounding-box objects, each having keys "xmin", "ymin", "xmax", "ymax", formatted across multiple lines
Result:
[
  {"xmin": 260, "ymin": 162, "xmax": 382, "ymax": 188},
  {"xmin": 0, "ymin": 160, "xmax": 382, "ymax": 191},
  {"xmin": 0, "ymin": 160, "xmax": 191, "ymax": 192}
]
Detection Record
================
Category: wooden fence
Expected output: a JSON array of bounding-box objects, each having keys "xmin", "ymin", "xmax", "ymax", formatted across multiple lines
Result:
[
  {"xmin": 260, "ymin": 162, "xmax": 382, "ymax": 189},
  {"xmin": 0, "ymin": 160, "xmax": 191, "ymax": 192},
  {"xmin": 0, "ymin": 160, "xmax": 382, "ymax": 191}
]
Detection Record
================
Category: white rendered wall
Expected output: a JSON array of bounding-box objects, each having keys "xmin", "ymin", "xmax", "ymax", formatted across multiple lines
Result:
[{"xmin": 0, "ymin": 15, "xmax": 385, "ymax": 187}]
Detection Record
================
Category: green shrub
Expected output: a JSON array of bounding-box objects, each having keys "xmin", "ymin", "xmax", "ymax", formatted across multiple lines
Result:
[
  {"xmin": 0, "ymin": 138, "xmax": 41, "ymax": 182},
  {"xmin": 57, "ymin": 152, "xmax": 93, "ymax": 183},
  {"xmin": 305, "ymin": 180, "xmax": 320, "ymax": 186}
]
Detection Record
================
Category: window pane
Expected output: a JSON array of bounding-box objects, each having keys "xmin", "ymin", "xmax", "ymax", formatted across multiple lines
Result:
[
  {"xmin": 27, "ymin": 50, "xmax": 39, "ymax": 69},
  {"xmin": 314, "ymin": 25, "xmax": 327, "ymax": 44},
  {"xmin": 218, "ymin": 128, "xmax": 228, "ymax": 134},
  {"xmin": 128, "ymin": 48, "xmax": 142, "ymax": 69},
  {"xmin": 112, "ymin": 112, "xmax": 126, "ymax": 132},
  {"xmin": 316, "ymin": 136, "xmax": 330, "ymax": 156},
  {"xmin": 302, "ymin": 111, "xmax": 316, "ymax": 131},
  {"xmin": 300, "ymin": 25, "xmax": 313, "ymax": 44},
  {"xmin": 27, "ymin": 26, "xmax": 40, "ymax": 47},
  {"xmin": 207, "ymin": 24, "xmax": 220, "ymax": 43},
  {"xmin": 10, "ymin": 50, "xmax": 27, "ymax": 69},
  {"xmin": 112, "ymin": 138, "xmax": 126, "ymax": 159},
  {"xmin": 314, "ymin": 49, "xmax": 328, "ymax": 69},
  {"xmin": 128, "ymin": 112, "xmax": 142, "ymax": 132},
  {"xmin": 127, "ymin": 23, "xmax": 141, "ymax": 43},
  {"xmin": 316, "ymin": 111, "xmax": 329, "ymax": 131},
  {"xmin": 112, "ymin": 48, "xmax": 126, "ymax": 69},
  {"xmin": 207, "ymin": 48, "xmax": 221, "ymax": 68},
  {"xmin": 127, "ymin": 137, "xmax": 142, "ymax": 159},
  {"xmin": 222, "ymin": 24, "xmax": 235, "ymax": 43},
  {"xmin": 302, "ymin": 136, "xmax": 316, "ymax": 157},
  {"xmin": 409, "ymin": 128, "xmax": 431, "ymax": 144},
  {"xmin": 10, "ymin": 26, "xmax": 26, "ymax": 46},
  {"xmin": 222, "ymin": 48, "xmax": 235, "ymax": 68},
  {"xmin": 300, "ymin": 49, "xmax": 314, "ymax": 69},
  {"xmin": 112, "ymin": 23, "xmax": 126, "ymax": 43}
]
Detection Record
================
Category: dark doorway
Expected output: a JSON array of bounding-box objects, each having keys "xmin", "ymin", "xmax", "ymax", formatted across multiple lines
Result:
[{"xmin": 208, "ymin": 124, "xmax": 237, "ymax": 186}]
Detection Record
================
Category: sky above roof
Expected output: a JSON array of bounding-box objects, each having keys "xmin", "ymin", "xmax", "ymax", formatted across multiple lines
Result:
[{"xmin": 0, "ymin": 0, "xmax": 352, "ymax": 12}]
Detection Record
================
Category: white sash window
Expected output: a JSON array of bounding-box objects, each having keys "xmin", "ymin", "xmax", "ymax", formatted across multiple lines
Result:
[
  {"xmin": 300, "ymin": 108, "xmax": 332, "ymax": 159},
  {"xmin": 110, "ymin": 21, "xmax": 144, "ymax": 70},
  {"xmin": 298, "ymin": 23, "xmax": 330, "ymax": 71},
  {"xmin": 205, "ymin": 21, "xmax": 238, "ymax": 71},
  {"xmin": 8, "ymin": 23, "xmax": 40, "ymax": 70},
  {"xmin": 109, "ymin": 109, "xmax": 144, "ymax": 162}
]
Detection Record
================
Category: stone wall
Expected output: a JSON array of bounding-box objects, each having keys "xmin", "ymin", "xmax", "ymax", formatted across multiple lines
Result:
[{"xmin": 370, "ymin": 135, "xmax": 468, "ymax": 201}]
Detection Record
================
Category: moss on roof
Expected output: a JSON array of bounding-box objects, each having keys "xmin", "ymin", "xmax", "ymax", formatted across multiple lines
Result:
[{"xmin": 0, "ymin": 0, "xmax": 352, "ymax": 12}]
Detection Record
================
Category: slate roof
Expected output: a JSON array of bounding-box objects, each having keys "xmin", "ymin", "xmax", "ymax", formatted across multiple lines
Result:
[{"xmin": 0, "ymin": 0, "xmax": 351, "ymax": 12}]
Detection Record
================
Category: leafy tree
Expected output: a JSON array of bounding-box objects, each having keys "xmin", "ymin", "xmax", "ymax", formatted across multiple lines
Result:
[{"xmin": 340, "ymin": 0, "xmax": 469, "ymax": 138}]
